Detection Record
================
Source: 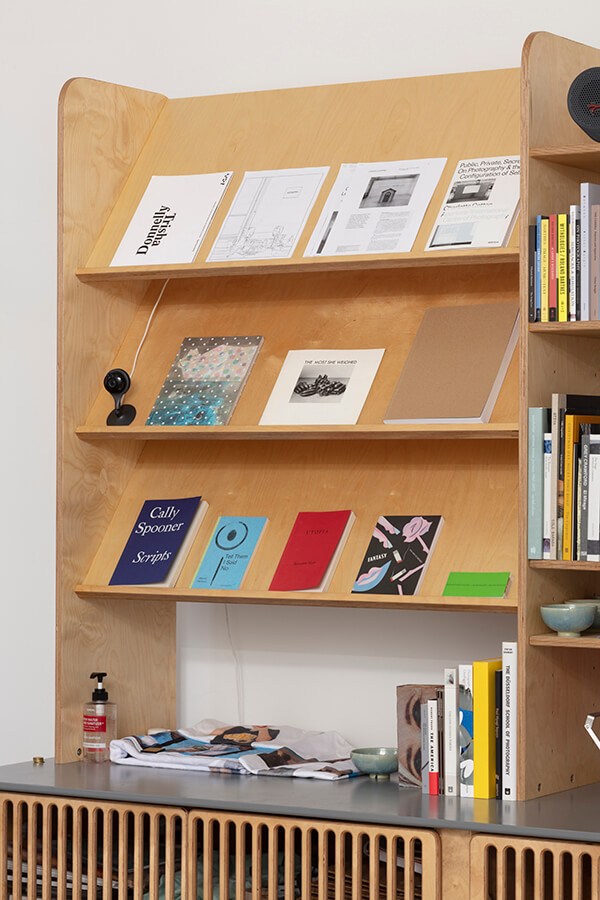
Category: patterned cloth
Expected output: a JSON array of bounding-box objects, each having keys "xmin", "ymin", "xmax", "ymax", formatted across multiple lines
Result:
[{"xmin": 110, "ymin": 718, "xmax": 360, "ymax": 780}]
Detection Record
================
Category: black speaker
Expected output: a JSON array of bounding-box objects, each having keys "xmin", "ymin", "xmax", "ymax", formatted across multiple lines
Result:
[{"xmin": 567, "ymin": 67, "xmax": 600, "ymax": 142}]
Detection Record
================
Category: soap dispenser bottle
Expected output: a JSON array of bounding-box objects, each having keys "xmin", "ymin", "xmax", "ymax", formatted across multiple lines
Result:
[{"xmin": 82, "ymin": 672, "xmax": 117, "ymax": 762}]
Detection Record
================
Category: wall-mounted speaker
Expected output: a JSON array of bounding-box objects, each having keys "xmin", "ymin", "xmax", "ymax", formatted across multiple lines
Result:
[{"xmin": 567, "ymin": 67, "xmax": 600, "ymax": 142}]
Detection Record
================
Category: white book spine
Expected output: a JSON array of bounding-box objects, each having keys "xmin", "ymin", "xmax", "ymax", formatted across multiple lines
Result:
[
  {"xmin": 420, "ymin": 702, "xmax": 430, "ymax": 794},
  {"xmin": 443, "ymin": 667, "xmax": 460, "ymax": 796},
  {"xmin": 581, "ymin": 184, "xmax": 590, "ymax": 321},
  {"xmin": 502, "ymin": 641, "xmax": 518, "ymax": 800},
  {"xmin": 427, "ymin": 699, "xmax": 439, "ymax": 795},
  {"xmin": 569, "ymin": 204, "xmax": 579, "ymax": 321},
  {"xmin": 543, "ymin": 432, "xmax": 552, "ymax": 559},
  {"xmin": 458, "ymin": 664, "xmax": 474, "ymax": 798},
  {"xmin": 588, "ymin": 441, "xmax": 600, "ymax": 561}
]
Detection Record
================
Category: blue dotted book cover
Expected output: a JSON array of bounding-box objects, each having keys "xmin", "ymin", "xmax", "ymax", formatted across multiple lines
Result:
[
  {"xmin": 191, "ymin": 516, "xmax": 268, "ymax": 590},
  {"xmin": 146, "ymin": 336, "xmax": 263, "ymax": 426},
  {"xmin": 109, "ymin": 496, "xmax": 206, "ymax": 586}
]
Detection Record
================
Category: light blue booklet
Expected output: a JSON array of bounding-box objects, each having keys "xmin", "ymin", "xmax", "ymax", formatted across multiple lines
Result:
[{"xmin": 191, "ymin": 516, "xmax": 268, "ymax": 590}]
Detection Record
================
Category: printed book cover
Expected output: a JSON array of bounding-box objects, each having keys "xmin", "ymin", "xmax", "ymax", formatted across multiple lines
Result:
[
  {"xmin": 146, "ymin": 336, "xmax": 263, "ymax": 426},
  {"xmin": 269, "ymin": 509, "xmax": 355, "ymax": 592},
  {"xmin": 110, "ymin": 172, "xmax": 233, "ymax": 267},
  {"xmin": 425, "ymin": 155, "xmax": 520, "ymax": 250},
  {"xmin": 109, "ymin": 496, "xmax": 208, "ymax": 587},
  {"xmin": 395, "ymin": 683, "xmax": 441, "ymax": 788},
  {"xmin": 259, "ymin": 348, "xmax": 384, "ymax": 426},
  {"xmin": 191, "ymin": 516, "xmax": 268, "ymax": 590},
  {"xmin": 351, "ymin": 515, "xmax": 444, "ymax": 595}
]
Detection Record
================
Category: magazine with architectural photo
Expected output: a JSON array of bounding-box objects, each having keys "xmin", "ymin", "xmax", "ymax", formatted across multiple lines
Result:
[
  {"xmin": 425, "ymin": 156, "xmax": 520, "ymax": 250},
  {"xmin": 259, "ymin": 348, "xmax": 384, "ymax": 426},
  {"xmin": 304, "ymin": 158, "xmax": 447, "ymax": 256}
]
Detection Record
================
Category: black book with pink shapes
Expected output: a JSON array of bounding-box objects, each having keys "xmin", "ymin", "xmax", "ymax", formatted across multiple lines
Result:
[{"xmin": 352, "ymin": 515, "xmax": 444, "ymax": 596}]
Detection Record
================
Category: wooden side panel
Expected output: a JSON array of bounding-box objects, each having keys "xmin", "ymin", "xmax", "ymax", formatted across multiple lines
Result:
[
  {"xmin": 57, "ymin": 78, "xmax": 174, "ymax": 760},
  {"xmin": 520, "ymin": 33, "xmax": 600, "ymax": 798}
]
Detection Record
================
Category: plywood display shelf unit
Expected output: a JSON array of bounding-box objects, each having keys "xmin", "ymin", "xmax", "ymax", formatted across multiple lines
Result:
[
  {"xmin": 529, "ymin": 145, "xmax": 600, "ymax": 172},
  {"xmin": 530, "ymin": 633, "xmax": 600, "ymax": 648},
  {"xmin": 529, "ymin": 321, "xmax": 600, "ymax": 334}
]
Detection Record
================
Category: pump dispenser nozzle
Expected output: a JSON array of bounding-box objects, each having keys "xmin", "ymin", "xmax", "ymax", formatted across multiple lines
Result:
[{"xmin": 90, "ymin": 672, "xmax": 108, "ymax": 701}]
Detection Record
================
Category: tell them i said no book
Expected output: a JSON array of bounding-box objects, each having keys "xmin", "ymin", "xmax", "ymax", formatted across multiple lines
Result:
[
  {"xmin": 109, "ymin": 496, "xmax": 209, "ymax": 587},
  {"xmin": 191, "ymin": 516, "xmax": 268, "ymax": 591}
]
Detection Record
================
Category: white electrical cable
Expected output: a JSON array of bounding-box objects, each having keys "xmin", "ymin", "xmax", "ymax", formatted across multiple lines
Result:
[
  {"xmin": 130, "ymin": 279, "xmax": 170, "ymax": 377},
  {"xmin": 224, "ymin": 605, "xmax": 245, "ymax": 724}
]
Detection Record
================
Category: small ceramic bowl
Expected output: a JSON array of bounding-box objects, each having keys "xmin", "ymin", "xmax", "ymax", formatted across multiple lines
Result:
[
  {"xmin": 540, "ymin": 602, "xmax": 596, "ymax": 637},
  {"xmin": 569, "ymin": 599, "xmax": 600, "ymax": 631},
  {"xmin": 350, "ymin": 747, "xmax": 397, "ymax": 780}
]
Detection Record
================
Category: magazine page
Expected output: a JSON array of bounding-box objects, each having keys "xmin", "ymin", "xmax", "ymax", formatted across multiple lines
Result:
[
  {"xmin": 425, "ymin": 156, "xmax": 520, "ymax": 250},
  {"xmin": 207, "ymin": 167, "xmax": 329, "ymax": 262},
  {"xmin": 304, "ymin": 158, "xmax": 447, "ymax": 256}
]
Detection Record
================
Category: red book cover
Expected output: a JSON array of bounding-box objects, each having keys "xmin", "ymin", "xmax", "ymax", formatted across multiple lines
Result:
[
  {"xmin": 269, "ymin": 510, "xmax": 354, "ymax": 591},
  {"xmin": 548, "ymin": 214, "xmax": 558, "ymax": 321}
]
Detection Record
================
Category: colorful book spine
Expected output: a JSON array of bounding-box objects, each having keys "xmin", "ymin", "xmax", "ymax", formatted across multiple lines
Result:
[
  {"xmin": 502, "ymin": 642, "xmax": 518, "ymax": 800},
  {"xmin": 588, "ymin": 439, "xmax": 600, "ymax": 561},
  {"xmin": 563, "ymin": 415, "xmax": 600, "ymax": 560},
  {"xmin": 528, "ymin": 223, "xmax": 537, "ymax": 322},
  {"xmin": 427, "ymin": 699, "xmax": 439, "ymax": 795},
  {"xmin": 540, "ymin": 216, "xmax": 549, "ymax": 322},
  {"xmin": 536, "ymin": 215, "xmax": 544, "ymax": 322},
  {"xmin": 443, "ymin": 667, "xmax": 459, "ymax": 796},
  {"xmin": 548, "ymin": 214, "xmax": 558, "ymax": 321},
  {"xmin": 473, "ymin": 657, "xmax": 501, "ymax": 800},
  {"xmin": 543, "ymin": 432, "xmax": 552, "ymax": 559},
  {"xmin": 557, "ymin": 213, "xmax": 569, "ymax": 322},
  {"xmin": 494, "ymin": 668, "xmax": 502, "ymax": 799},
  {"xmin": 527, "ymin": 408, "xmax": 546, "ymax": 559},
  {"xmin": 458, "ymin": 664, "xmax": 474, "ymax": 798}
]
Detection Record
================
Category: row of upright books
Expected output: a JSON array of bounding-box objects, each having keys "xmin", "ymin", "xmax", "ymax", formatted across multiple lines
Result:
[
  {"xmin": 528, "ymin": 393, "xmax": 600, "ymax": 560},
  {"xmin": 528, "ymin": 182, "xmax": 600, "ymax": 322},
  {"xmin": 396, "ymin": 642, "xmax": 517, "ymax": 800}
]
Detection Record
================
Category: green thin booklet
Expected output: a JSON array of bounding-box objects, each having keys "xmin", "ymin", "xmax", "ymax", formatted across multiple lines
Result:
[{"xmin": 442, "ymin": 571, "xmax": 512, "ymax": 598}]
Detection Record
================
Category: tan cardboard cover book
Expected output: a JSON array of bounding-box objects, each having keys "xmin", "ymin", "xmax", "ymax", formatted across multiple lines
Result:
[{"xmin": 384, "ymin": 301, "xmax": 519, "ymax": 424}]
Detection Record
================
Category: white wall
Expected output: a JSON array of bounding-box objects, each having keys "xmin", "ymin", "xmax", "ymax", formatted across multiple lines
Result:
[{"xmin": 2, "ymin": 0, "xmax": 600, "ymax": 765}]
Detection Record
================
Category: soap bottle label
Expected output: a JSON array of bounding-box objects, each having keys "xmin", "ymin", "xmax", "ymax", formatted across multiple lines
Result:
[{"xmin": 83, "ymin": 714, "xmax": 106, "ymax": 733}]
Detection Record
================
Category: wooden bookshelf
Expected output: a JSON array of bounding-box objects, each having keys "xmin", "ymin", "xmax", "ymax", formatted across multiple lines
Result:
[{"xmin": 520, "ymin": 31, "xmax": 600, "ymax": 799}]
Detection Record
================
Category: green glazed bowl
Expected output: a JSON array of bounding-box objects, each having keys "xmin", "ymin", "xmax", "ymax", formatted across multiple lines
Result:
[
  {"xmin": 540, "ymin": 602, "xmax": 596, "ymax": 637},
  {"xmin": 351, "ymin": 747, "xmax": 397, "ymax": 780}
]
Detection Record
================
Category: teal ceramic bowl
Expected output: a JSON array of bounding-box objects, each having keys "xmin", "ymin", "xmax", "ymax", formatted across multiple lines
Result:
[
  {"xmin": 569, "ymin": 599, "xmax": 600, "ymax": 631},
  {"xmin": 540, "ymin": 602, "xmax": 596, "ymax": 637},
  {"xmin": 351, "ymin": 747, "xmax": 397, "ymax": 780}
]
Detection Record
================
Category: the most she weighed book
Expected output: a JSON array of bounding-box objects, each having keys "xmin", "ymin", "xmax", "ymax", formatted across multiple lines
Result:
[{"xmin": 384, "ymin": 302, "xmax": 519, "ymax": 424}]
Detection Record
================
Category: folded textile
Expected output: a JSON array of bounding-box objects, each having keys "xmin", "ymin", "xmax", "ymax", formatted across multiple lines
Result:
[{"xmin": 110, "ymin": 718, "xmax": 360, "ymax": 780}]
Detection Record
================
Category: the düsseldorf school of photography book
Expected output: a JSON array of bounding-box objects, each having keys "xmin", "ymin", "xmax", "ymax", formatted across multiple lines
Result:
[
  {"xmin": 352, "ymin": 515, "xmax": 444, "ymax": 595},
  {"xmin": 384, "ymin": 302, "xmax": 519, "ymax": 424},
  {"xmin": 191, "ymin": 516, "xmax": 268, "ymax": 590},
  {"xmin": 110, "ymin": 172, "xmax": 233, "ymax": 267},
  {"xmin": 109, "ymin": 496, "xmax": 209, "ymax": 587},
  {"xmin": 146, "ymin": 336, "xmax": 263, "ymax": 426},
  {"xmin": 259, "ymin": 349, "xmax": 384, "ymax": 426},
  {"xmin": 425, "ymin": 156, "xmax": 520, "ymax": 250}
]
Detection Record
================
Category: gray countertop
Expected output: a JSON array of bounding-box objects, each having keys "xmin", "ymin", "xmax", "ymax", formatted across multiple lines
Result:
[{"xmin": 1, "ymin": 759, "xmax": 600, "ymax": 843}]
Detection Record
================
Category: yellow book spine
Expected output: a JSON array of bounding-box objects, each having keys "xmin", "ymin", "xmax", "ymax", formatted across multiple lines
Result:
[
  {"xmin": 557, "ymin": 213, "xmax": 568, "ymax": 322},
  {"xmin": 473, "ymin": 657, "xmax": 501, "ymax": 799},
  {"xmin": 540, "ymin": 218, "xmax": 549, "ymax": 322}
]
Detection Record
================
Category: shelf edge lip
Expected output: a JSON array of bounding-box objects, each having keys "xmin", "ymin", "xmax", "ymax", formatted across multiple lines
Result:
[
  {"xmin": 529, "ymin": 560, "xmax": 600, "ymax": 570},
  {"xmin": 529, "ymin": 143, "xmax": 600, "ymax": 162},
  {"xmin": 75, "ymin": 424, "xmax": 520, "ymax": 441},
  {"xmin": 75, "ymin": 248, "xmax": 520, "ymax": 282},
  {"xmin": 529, "ymin": 322, "xmax": 600, "ymax": 334},
  {"xmin": 530, "ymin": 633, "xmax": 600, "ymax": 647},
  {"xmin": 74, "ymin": 585, "xmax": 517, "ymax": 612}
]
